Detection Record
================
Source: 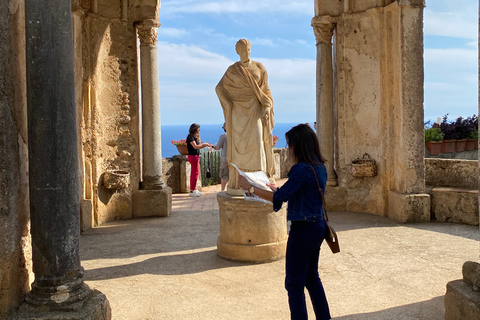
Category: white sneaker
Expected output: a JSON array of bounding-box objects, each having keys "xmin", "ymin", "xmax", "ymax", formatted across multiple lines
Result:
[
  {"xmin": 196, "ymin": 190, "xmax": 202, "ymax": 195},
  {"xmin": 189, "ymin": 190, "xmax": 201, "ymax": 197}
]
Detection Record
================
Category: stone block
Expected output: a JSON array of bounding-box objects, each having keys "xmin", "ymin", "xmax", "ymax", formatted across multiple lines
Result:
[
  {"xmin": 216, "ymin": 192, "xmax": 287, "ymax": 263},
  {"xmin": 176, "ymin": 155, "xmax": 202, "ymax": 193},
  {"xmin": 132, "ymin": 188, "xmax": 172, "ymax": 217},
  {"xmin": 425, "ymin": 158, "xmax": 478, "ymax": 189},
  {"xmin": 80, "ymin": 199, "xmax": 93, "ymax": 232},
  {"xmin": 445, "ymin": 279, "xmax": 480, "ymax": 320},
  {"xmin": 431, "ymin": 188, "xmax": 478, "ymax": 226},
  {"xmin": 97, "ymin": 186, "xmax": 133, "ymax": 223},
  {"xmin": 387, "ymin": 191, "xmax": 430, "ymax": 223},
  {"xmin": 325, "ymin": 185, "xmax": 347, "ymax": 212},
  {"xmin": 13, "ymin": 289, "xmax": 111, "ymax": 320},
  {"xmin": 463, "ymin": 261, "xmax": 480, "ymax": 289},
  {"xmin": 162, "ymin": 158, "xmax": 180, "ymax": 193}
]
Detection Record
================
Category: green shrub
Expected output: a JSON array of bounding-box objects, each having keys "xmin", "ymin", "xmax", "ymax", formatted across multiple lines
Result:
[
  {"xmin": 424, "ymin": 127, "xmax": 444, "ymax": 143},
  {"xmin": 469, "ymin": 129, "xmax": 478, "ymax": 139}
]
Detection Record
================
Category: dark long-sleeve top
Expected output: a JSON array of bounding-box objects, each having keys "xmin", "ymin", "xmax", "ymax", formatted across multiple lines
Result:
[{"xmin": 272, "ymin": 162, "xmax": 327, "ymax": 222}]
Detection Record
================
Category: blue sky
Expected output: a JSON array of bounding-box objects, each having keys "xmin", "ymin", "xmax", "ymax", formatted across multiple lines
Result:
[{"xmin": 157, "ymin": 0, "xmax": 478, "ymax": 125}]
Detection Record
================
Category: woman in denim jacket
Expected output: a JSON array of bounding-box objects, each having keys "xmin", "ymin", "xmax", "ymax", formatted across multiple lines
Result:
[{"xmin": 238, "ymin": 123, "xmax": 331, "ymax": 320}]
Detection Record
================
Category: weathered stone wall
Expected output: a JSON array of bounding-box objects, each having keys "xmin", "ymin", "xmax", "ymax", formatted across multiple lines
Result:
[
  {"xmin": 0, "ymin": 0, "xmax": 32, "ymax": 316},
  {"xmin": 425, "ymin": 159, "xmax": 478, "ymax": 189},
  {"xmin": 334, "ymin": 7, "xmax": 388, "ymax": 214},
  {"xmin": 316, "ymin": 0, "xmax": 428, "ymax": 221},
  {"xmin": 74, "ymin": 1, "xmax": 142, "ymax": 226},
  {"xmin": 425, "ymin": 159, "xmax": 479, "ymax": 226}
]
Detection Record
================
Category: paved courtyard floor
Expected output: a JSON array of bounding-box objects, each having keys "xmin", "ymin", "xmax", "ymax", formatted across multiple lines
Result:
[{"xmin": 80, "ymin": 182, "xmax": 479, "ymax": 320}]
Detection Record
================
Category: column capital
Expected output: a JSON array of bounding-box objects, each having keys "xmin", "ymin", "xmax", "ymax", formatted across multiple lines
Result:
[
  {"xmin": 137, "ymin": 19, "xmax": 161, "ymax": 46},
  {"xmin": 312, "ymin": 17, "xmax": 335, "ymax": 45},
  {"xmin": 71, "ymin": 0, "xmax": 90, "ymax": 16}
]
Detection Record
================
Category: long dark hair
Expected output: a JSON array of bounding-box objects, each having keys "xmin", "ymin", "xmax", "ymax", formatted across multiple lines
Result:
[
  {"xmin": 188, "ymin": 123, "xmax": 200, "ymax": 139},
  {"xmin": 285, "ymin": 123, "xmax": 325, "ymax": 164}
]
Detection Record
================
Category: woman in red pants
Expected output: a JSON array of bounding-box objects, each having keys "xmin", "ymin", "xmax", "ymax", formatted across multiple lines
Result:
[{"xmin": 186, "ymin": 123, "xmax": 211, "ymax": 197}]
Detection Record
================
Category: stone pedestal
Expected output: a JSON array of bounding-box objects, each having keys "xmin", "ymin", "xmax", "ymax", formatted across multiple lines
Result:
[
  {"xmin": 133, "ymin": 188, "xmax": 172, "ymax": 217},
  {"xmin": 216, "ymin": 192, "xmax": 287, "ymax": 263},
  {"xmin": 387, "ymin": 191, "xmax": 430, "ymax": 223},
  {"xmin": 14, "ymin": 290, "xmax": 110, "ymax": 320},
  {"xmin": 176, "ymin": 155, "xmax": 202, "ymax": 193},
  {"xmin": 445, "ymin": 261, "xmax": 480, "ymax": 320}
]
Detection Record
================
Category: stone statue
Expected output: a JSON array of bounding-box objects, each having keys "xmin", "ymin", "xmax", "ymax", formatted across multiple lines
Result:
[{"xmin": 215, "ymin": 39, "xmax": 275, "ymax": 194}]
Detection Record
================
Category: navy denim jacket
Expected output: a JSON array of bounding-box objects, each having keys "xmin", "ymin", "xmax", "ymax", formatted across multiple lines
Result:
[{"xmin": 272, "ymin": 162, "xmax": 327, "ymax": 222}]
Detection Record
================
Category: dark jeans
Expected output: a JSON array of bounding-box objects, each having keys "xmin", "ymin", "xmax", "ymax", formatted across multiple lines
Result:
[{"xmin": 285, "ymin": 220, "xmax": 331, "ymax": 320}]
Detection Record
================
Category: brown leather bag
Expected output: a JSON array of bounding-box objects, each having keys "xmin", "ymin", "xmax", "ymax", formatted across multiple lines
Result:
[{"xmin": 309, "ymin": 164, "xmax": 340, "ymax": 254}]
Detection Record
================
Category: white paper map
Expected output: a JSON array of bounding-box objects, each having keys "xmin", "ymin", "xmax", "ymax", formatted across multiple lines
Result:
[{"xmin": 231, "ymin": 163, "xmax": 272, "ymax": 203}]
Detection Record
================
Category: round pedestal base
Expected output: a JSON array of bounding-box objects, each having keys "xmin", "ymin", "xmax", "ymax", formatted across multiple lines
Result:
[{"xmin": 216, "ymin": 192, "xmax": 287, "ymax": 263}]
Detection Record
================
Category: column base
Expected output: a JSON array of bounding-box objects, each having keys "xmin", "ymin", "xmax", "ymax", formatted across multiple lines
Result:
[
  {"xmin": 445, "ymin": 279, "xmax": 480, "ymax": 320},
  {"xmin": 141, "ymin": 177, "xmax": 166, "ymax": 190},
  {"xmin": 387, "ymin": 190, "xmax": 430, "ymax": 223},
  {"xmin": 133, "ymin": 188, "xmax": 172, "ymax": 217},
  {"xmin": 217, "ymin": 192, "xmax": 287, "ymax": 263},
  {"xmin": 217, "ymin": 237, "xmax": 287, "ymax": 263},
  {"xmin": 14, "ymin": 289, "xmax": 111, "ymax": 320}
]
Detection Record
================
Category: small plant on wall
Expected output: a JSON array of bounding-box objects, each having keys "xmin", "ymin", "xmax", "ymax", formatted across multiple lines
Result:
[
  {"xmin": 424, "ymin": 127, "xmax": 444, "ymax": 143},
  {"xmin": 424, "ymin": 121, "xmax": 444, "ymax": 156}
]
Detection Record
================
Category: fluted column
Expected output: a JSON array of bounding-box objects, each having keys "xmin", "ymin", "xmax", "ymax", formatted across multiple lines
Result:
[
  {"xmin": 313, "ymin": 19, "xmax": 337, "ymax": 186},
  {"xmin": 138, "ymin": 20, "xmax": 165, "ymax": 190}
]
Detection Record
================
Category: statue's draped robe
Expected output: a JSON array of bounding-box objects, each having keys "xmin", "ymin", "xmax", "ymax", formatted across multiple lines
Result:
[{"xmin": 216, "ymin": 61, "xmax": 275, "ymax": 189}]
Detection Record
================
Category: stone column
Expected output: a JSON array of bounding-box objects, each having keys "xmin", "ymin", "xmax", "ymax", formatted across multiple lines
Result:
[
  {"xmin": 19, "ymin": 0, "xmax": 110, "ymax": 317},
  {"xmin": 313, "ymin": 18, "xmax": 337, "ymax": 186},
  {"xmin": 137, "ymin": 19, "xmax": 165, "ymax": 190},
  {"xmin": 133, "ymin": 20, "xmax": 172, "ymax": 218}
]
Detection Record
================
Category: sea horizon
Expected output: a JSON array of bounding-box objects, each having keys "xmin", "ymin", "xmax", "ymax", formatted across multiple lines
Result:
[{"xmin": 161, "ymin": 122, "xmax": 313, "ymax": 158}]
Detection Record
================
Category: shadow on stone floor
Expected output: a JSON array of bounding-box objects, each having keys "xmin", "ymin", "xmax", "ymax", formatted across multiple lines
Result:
[
  {"xmin": 84, "ymin": 248, "xmax": 256, "ymax": 281},
  {"xmin": 335, "ymin": 296, "xmax": 445, "ymax": 320},
  {"xmin": 80, "ymin": 210, "xmax": 221, "ymax": 260},
  {"xmin": 328, "ymin": 212, "xmax": 479, "ymax": 241}
]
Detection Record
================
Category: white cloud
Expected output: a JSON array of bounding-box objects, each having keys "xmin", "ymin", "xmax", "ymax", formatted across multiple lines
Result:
[
  {"xmin": 163, "ymin": 0, "xmax": 312, "ymax": 15},
  {"xmin": 257, "ymin": 58, "xmax": 315, "ymax": 81},
  {"xmin": 467, "ymin": 40, "xmax": 478, "ymax": 48},
  {"xmin": 157, "ymin": 42, "xmax": 233, "ymax": 79},
  {"xmin": 425, "ymin": 48, "xmax": 477, "ymax": 65},
  {"xmin": 158, "ymin": 27, "xmax": 189, "ymax": 38},
  {"xmin": 424, "ymin": 1, "xmax": 477, "ymax": 40},
  {"xmin": 157, "ymin": 42, "xmax": 316, "ymax": 124},
  {"xmin": 250, "ymin": 38, "xmax": 275, "ymax": 47}
]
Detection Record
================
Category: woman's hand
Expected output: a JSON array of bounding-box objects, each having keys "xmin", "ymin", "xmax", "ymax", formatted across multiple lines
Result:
[
  {"xmin": 266, "ymin": 182, "xmax": 277, "ymax": 192},
  {"xmin": 237, "ymin": 175, "xmax": 251, "ymax": 190}
]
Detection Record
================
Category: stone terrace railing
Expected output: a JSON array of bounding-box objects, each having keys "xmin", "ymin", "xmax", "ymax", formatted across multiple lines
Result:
[
  {"xmin": 425, "ymin": 158, "xmax": 479, "ymax": 226},
  {"xmin": 161, "ymin": 153, "xmax": 479, "ymax": 226},
  {"xmin": 162, "ymin": 148, "xmax": 293, "ymax": 194}
]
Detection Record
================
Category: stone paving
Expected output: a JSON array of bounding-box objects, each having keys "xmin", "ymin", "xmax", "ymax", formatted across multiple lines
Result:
[{"xmin": 80, "ymin": 182, "xmax": 480, "ymax": 320}]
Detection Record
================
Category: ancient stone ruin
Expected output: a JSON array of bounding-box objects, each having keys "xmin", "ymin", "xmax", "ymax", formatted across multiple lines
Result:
[{"xmin": 0, "ymin": 0, "xmax": 478, "ymax": 319}]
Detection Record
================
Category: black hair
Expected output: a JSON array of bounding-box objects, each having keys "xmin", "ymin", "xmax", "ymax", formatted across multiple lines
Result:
[
  {"xmin": 285, "ymin": 123, "xmax": 325, "ymax": 164},
  {"xmin": 189, "ymin": 123, "xmax": 200, "ymax": 137}
]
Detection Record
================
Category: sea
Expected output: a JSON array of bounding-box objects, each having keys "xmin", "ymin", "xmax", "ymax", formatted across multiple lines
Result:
[{"xmin": 161, "ymin": 122, "xmax": 313, "ymax": 158}]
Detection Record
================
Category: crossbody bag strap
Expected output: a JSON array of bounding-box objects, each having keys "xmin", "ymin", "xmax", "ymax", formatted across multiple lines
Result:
[{"xmin": 307, "ymin": 164, "xmax": 329, "ymax": 222}]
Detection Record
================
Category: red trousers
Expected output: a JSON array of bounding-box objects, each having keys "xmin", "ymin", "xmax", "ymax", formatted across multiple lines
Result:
[{"xmin": 188, "ymin": 155, "xmax": 200, "ymax": 191}]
